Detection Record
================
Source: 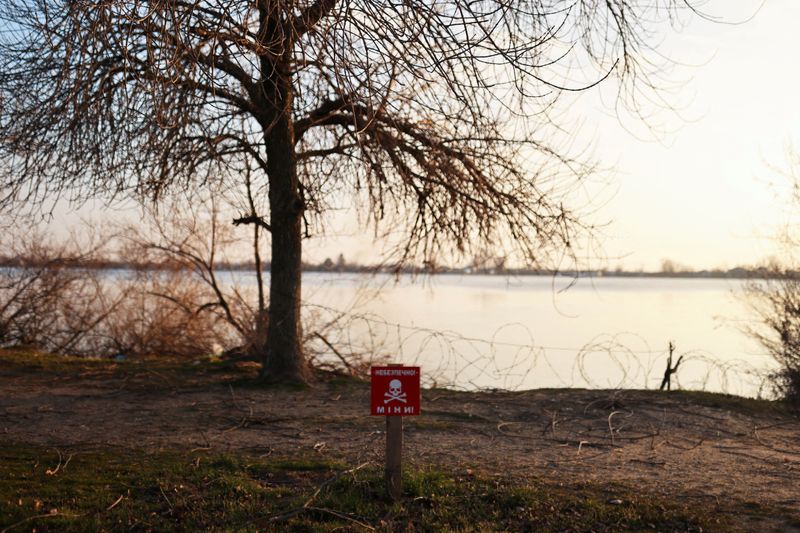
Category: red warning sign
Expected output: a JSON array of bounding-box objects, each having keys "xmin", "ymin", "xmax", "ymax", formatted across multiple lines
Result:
[{"xmin": 370, "ymin": 366, "xmax": 421, "ymax": 416}]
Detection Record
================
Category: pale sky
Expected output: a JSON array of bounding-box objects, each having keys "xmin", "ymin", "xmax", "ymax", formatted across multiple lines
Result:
[
  {"xmin": 593, "ymin": 0, "xmax": 800, "ymax": 271},
  {"xmin": 45, "ymin": 0, "xmax": 800, "ymax": 271},
  {"xmin": 305, "ymin": 0, "xmax": 800, "ymax": 271}
]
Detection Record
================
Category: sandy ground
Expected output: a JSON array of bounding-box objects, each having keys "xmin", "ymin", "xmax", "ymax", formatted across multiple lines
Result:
[{"xmin": 2, "ymin": 359, "xmax": 800, "ymax": 530}]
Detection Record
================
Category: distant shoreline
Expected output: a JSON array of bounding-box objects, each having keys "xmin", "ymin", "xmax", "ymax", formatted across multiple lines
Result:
[{"xmin": 0, "ymin": 258, "xmax": 775, "ymax": 280}]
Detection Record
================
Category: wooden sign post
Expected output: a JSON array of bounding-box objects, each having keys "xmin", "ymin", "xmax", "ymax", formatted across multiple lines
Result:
[
  {"xmin": 385, "ymin": 412, "xmax": 403, "ymax": 501},
  {"xmin": 370, "ymin": 365, "xmax": 420, "ymax": 501}
]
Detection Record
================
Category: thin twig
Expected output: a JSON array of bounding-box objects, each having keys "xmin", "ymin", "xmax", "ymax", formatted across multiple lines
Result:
[
  {"xmin": 607, "ymin": 411, "xmax": 621, "ymax": 445},
  {"xmin": 45, "ymin": 449, "xmax": 72, "ymax": 476},
  {"xmin": 753, "ymin": 427, "xmax": 800, "ymax": 455},
  {"xmin": 159, "ymin": 485, "xmax": 173, "ymax": 510},
  {"xmin": 304, "ymin": 506, "xmax": 375, "ymax": 531},
  {"xmin": 106, "ymin": 495, "xmax": 124, "ymax": 511},
  {"xmin": 496, "ymin": 421, "xmax": 530, "ymax": 439},
  {"xmin": 1, "ymin": 511, "xmax": 81, "ymax": 533},
  {"xmin": 314, "ymin": 332, "xmax": 354, "ymax": 375}
]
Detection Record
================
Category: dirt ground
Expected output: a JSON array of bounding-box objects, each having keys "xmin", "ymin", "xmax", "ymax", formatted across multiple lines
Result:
[{"xmin": 2, "ymin": 354, "xmax": 800, "ymax": 530}]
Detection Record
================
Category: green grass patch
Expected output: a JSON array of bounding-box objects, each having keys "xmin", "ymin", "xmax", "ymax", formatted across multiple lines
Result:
[
  {"xmin": 0, "ymin": 347, "xmax": 109, "ymax": 374},
  {"xmin": 305, "ymin": 469, "xmax": 721, "ymax": 533},
  {"xmin": 0, "ymin": 443, "xmax": 317, "ymax": 532},
  {"xmin": 0, "ymin": 443, "xmax": 761, "ymax": 532}
]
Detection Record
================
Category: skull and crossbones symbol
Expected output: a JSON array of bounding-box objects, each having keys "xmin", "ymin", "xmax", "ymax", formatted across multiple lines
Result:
[{"xmin": 384, "ymin": 379, "xmax": 407, "ymax": 404}]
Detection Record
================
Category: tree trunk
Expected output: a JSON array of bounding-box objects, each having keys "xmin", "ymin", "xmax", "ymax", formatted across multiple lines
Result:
[
  {"xmin": 257, "ymin": 33, "xmax": 310, "ymax": 384},
  {"xmin": 261, "ymin": 167, "xmax": 309, "ymax": 383},
  {"xmin": 260, "ymin": 119, "xmax": 310, "ymax": 383}
]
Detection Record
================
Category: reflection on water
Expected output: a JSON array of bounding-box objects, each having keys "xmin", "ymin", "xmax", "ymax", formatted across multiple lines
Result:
[{"xmin": 220, "ymin": 272, "xmax": 773, "ymax": 397}]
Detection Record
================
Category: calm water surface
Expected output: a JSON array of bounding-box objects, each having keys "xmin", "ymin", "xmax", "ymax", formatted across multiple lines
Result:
[{"xmin": 225, "ymin": 272, "xmax": 773, "ymax": 397}]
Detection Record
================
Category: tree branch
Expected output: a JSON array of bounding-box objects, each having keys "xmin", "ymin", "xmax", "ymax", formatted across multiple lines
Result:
[
  {"xmin": 233, "ymin": 215, "xmax": 272, "ymax": 232},
  {"xmin": 291, "ymin": 0, "xmax": 339, "ymax": 36}
]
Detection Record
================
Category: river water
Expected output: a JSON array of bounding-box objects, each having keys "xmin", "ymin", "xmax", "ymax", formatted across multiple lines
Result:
[{"xmin": 223, "ymin": 272, "xmax": 774, "ymax": 397}]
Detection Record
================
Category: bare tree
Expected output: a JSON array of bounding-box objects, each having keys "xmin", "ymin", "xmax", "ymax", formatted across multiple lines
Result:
[{"xmin": 0, "ymin": 0, "xmax": 701, "ymax": 383}]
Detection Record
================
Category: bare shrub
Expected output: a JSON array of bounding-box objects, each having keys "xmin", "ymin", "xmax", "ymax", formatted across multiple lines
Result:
[
  {"xmin": 740, "ymin": 151, "xmax": 800, "ymax": 404},
  {"xmin": 743, "ymin": 268, "xmax": 800, "ymax": 404},
  {"xmin": 0, "ymin": 220, "xmax": 243, "ymax": 359},
  {"xmin": 0, "ymin": 206, "xmax": 391, "ymax": 372},
  {"xmin": 0, "ymin": 227, "xmax": 114, "ymax": 353},
  {"xmin": 119, "ymin": 194, "xmax": 267, "ymax": 359},
  {"xmin": 96, "ymin": 267, "xmax": 242, "ymax": 358}
]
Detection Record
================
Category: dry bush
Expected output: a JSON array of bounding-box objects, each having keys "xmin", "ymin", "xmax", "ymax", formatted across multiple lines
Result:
[
  {"xmin": 0, "ymin": 222, "xmax": 243, "ymax": 359},
  {"xmin": 94, "ymin": 268, "xmax": 243, "ymax": 358},
  {"xmin": 743, "ymin": 269, "xmax": 800, "ymax": 404},
  {"xmin": 119, "ymin": 197, "xmax": 266, "ymax": 359},
  {"xmin": 741, "ymin": 152, "xmax": 800, "ymax": 405},
  {"xmin": 0, "ymin": 228, "xmax": 112, "ymax": 353},
  {"xmin": 0, "ymin": 211, "xmax": 383, "ymax": 372}
]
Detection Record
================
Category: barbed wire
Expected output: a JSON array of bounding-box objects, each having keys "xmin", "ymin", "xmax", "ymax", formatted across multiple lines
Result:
[{"xmin": 302, "ymin": 302, "xmax": 773, "ymax": 398}]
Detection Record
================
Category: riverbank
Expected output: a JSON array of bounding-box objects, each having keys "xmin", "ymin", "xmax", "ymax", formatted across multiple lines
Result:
[{"xmin": 1, "ymin": 349, "xmax": 798, "ymax": 531}]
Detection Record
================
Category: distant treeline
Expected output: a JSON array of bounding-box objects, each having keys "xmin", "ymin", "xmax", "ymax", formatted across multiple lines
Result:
[{"xmin": 0, "ymin": 255, "xmax": 782, "ymax": 279}]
